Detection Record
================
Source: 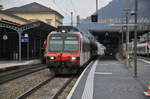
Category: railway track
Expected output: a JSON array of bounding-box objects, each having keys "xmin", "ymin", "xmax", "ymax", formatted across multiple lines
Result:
[
  {"xmin": 16, "ymin": 75, "xmax": 55, "ymax": 99},
  {"xmin": 15, "ymin": 69, "xmax": 82, "ymax": 99},
  {"xmin": 0, "ymin": 64, "xmax": 47, "ymax": 84},
  {"xmin": 51, "ymin": 75, "xmax": 75, "ymax": 99}
]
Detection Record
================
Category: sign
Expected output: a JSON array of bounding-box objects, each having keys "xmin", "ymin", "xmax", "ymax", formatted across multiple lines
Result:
[
  {"xmin": 91, "ymin": 14, "xmax": 98, "ymax": 22},
  {"xmin": 21, "ymin": 38, "xmax": 29, "ymax": 43},
  {"xmin": 3, "ymin": 35, "xmax": 8, "ymax": 40}
]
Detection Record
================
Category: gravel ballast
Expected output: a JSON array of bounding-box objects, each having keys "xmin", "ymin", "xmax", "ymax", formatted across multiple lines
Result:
[{"xmin": 0, "ymin": 69, "xmax": 50, "ymax": 99}]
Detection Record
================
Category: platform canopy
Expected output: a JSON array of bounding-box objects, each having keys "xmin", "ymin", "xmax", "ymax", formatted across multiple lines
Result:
[{"xmin": 0, "ymin": 20, "xmax": 56, "ymax": 60}]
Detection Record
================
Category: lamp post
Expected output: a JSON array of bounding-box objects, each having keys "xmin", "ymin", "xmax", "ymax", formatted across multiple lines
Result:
[
  {"xmin": 133, "ymin": 0, "xmax": 138, "ymax": 77},
  {"xmin": 124, "ymin": 8, "xmax": 130, "ymax": 67},
  {"xmin": 119, "ymin": 29, "xmax": 124, "ymax": 58},
  {"xmin": 130, "ymin": 0, "xmax": 138, "ymax": 77},
  {"xmin": 121, "ymin": 28, "xmax": 124, "ymax": 58},
  {"xmin": 71, "ymin": 12, "xmax": 73, "ymax": 26},
  {"xmin": 18, "ymin": 31, "xmax": 22, "ymax": 61},
  {"xmin": 147, "ymin": 32, "xmax": 149, "ymax": 56},
  {"xmin": 96, "ymin": 0, "xmax": 98, "ymax": 15},
  {"xmin": 2, "ymin": 34, "xmax": 8, "ymax": 59}
]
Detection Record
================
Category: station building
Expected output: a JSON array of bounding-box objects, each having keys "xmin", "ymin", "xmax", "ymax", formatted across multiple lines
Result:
[{"xmin": 0, "ymin": 2, "xmax": 63, "ymax": 60}]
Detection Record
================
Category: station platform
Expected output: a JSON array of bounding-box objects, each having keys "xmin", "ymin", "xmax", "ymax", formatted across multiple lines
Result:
[
  {"xmin": 0, "ymin": 59, "xmax": 41, "ymax": 70},
  {"xmin": 67, "ymin": 57, "xmax": 150, "ymax": 99}
]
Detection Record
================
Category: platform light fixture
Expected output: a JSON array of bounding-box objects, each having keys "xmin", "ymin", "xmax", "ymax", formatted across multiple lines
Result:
[
  {"xmin": 24, "ymin": 33, "xmax": 29, "ymax": 60},
  {"xmin": 24, "ymin": 33, "xmax": 28, "ymax": 38}
]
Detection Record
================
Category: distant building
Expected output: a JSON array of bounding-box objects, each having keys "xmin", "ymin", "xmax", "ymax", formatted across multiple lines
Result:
[{"xmin": 0, "ymin": 2, "xmax": 63, "ymax": 27}]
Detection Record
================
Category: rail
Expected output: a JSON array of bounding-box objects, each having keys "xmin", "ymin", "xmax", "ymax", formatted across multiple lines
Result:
[
  {"xmin": 16, "ymin": 76, "xmax": 55, "ymax": 99},
  {"xmin": 0, "ymin": 64, "xmax": 47, "ymax": 84}
]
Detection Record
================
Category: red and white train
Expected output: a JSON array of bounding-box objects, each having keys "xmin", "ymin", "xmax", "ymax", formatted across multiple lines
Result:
[
  {"xmin": 136, "ymin": 42, "xmax": 150, "ymax": 56},
  {"xmin": 124, "ymin": 41, "xmax": 150, "ymax": 56},
  {"xmin": 45, "ymin": 28, "xmax": 98, "ymax": 74}
]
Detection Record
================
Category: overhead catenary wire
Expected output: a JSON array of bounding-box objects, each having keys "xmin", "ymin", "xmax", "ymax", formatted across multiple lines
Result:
[
  {"xmin": 50, "ymin": 0, "xmax": 71, "ymax": 17},
  {"xmin": 70, "ymin": 0, "xmax": 78, "ymax": 15},
  {"xmin": 51, "ymin": 0, "xmax": 80, "ymax": 26}
]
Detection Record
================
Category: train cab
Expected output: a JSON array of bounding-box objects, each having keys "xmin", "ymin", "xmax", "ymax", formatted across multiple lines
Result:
[{"xmin": 45, "ymin": 26, "xmax": 98, "ymax": 74}]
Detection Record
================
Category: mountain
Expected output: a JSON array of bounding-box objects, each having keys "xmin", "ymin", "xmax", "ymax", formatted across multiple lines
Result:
[
  {"xmin": 138, "ymin": 0, "xmax": 150, "ymax": 17},
  {"xmin": 99, "ymin": 0, "xmax": 125, "ymax": 19},
  {"xmin": 99, "ymin": 0, "xmax": 150, "ymax": 19},
  {"xmin": 81, "ymin": 0, "xmax": 150, "ymax": 23},
  {"xmin": 79, "ymin": 0, "xmax": 150, "ymax": 36}
]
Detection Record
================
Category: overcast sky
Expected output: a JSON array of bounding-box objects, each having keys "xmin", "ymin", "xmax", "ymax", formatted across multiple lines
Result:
[{"xmin": 0, "ymin": 0, "xmax": 112, "ymax": 25}]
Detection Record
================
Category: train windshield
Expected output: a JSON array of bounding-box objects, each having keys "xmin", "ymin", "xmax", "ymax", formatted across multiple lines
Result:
[
  {"xmin": 49, "ymin": 37, "xmax": 63, "ymax": 52},
  {"xmin": 64, "ymin": 40, "xmax": 78, "ymax": 52},
  {"xmin": 49, "ymin": 36, "xmax": 78, "ymax": 52},
  {"xmin": 64, "ymin": 36, "xmax": 78, "ymax": 52}
]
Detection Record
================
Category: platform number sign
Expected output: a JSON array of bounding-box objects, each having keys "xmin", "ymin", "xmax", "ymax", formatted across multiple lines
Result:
[{"xmin": 21, "ymin": 38, "xmax": 29, "ymax": 43}]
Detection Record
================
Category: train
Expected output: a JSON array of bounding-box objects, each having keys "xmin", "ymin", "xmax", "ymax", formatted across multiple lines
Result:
[
  {"xmin": 44, "ymin": 26, "xmax": 100, "ymax": 74},
  {"xmin": 136, "ymin": 42, "xmax": 150, "ymax": 56},
  {"xmin": 96, "ymin": 42, "xmax": 105, "ymax": 56},
  {"xmin": 124, "ymin": 41, "xmax": 150, "ymax": 57},
  {"xmin": 130, "ymin": 33, "xmax": 150, "ymax": 56}
]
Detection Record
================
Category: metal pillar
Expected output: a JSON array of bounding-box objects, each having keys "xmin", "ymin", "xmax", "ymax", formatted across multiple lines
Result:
[
  {"xmin": 147, "ymin": 32, "xmax": 149, "ymax": 56},
  {"xmin": 96, "ymin": 0, "xmax": 98, "ymax": 14},
  {"xmin": 125, "ymin": 11, "xmax": 130, "ymax": 66},
  {"xmin": 34, "ymin": 39, "xmax": 36, "ymax": 57},
  {"xmin": 18, "ymin": 31, "xmax": 22, "ymax": 61},
  {"xmin": 77, "ymin": 15, "xmax": 80, "ymax": 28},
  {"xmin": 27, "ymin": 39, "xmax": 29, "ymax": 60},
  {"xmin": 39, "ymin": 39, "xmax": 42, "ymax": 57},
  {"xmin": 121, "ymin": 30, "xmax": 124, "ymax": 57},
  {"xmin": 134, "ymin": 0, "xmax": 138, "ymax": 77},
  {"xmin": 71, "ymin": 12, "xmax": 73, "ymax": 26},
  {"xmin": 121, "ymin": 30, "xmax": 123, "ymax": 46}
]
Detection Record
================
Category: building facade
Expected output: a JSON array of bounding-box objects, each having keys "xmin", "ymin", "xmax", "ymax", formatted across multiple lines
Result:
[
  {"xmin": 0, "ymin": 2, "xmax": 62, "ymax": 60},
  {"xmin": 0, "ymin": 2, "xmax": 63, "ymax": 27}
]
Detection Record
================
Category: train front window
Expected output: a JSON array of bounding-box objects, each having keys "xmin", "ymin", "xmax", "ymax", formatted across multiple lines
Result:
[
  {"xmin": 64, "ymin": 40, "xmax": 78, "ymax": 52},
  {"xmin": 49, "ymin": 37, "xmax": 63, "ymax": 52},
  {"xmin": 49, "ymin": 36, "xmax": 78, "ymax": 52}
]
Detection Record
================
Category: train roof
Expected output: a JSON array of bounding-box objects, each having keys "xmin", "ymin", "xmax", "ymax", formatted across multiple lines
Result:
[
  {"xmin": 57, "ymin": 26, "xmax": 79, "ymax": 32},
  {"xmin": 50, "ymin": 31, "xmax": 80, "ymax": 34},
  {"xmin": 50, "ymin": 25, "xmax": 96, "ymax": 40}
]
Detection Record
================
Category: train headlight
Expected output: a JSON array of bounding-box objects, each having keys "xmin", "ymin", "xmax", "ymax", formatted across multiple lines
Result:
[
  {"xmin": 61, "ymin": 29, "xmax": 66, "ymax": 33},
  {"xmin": 71, "ymin": 57, "xmax": 76, "ymax": 60},
  {"xmin": 47, "ymin": 57, "xmax": 55, "ymax": 60},
  {"xmin": 50, "ymin": 57, "xmax": 55, "ymax": 60}
]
